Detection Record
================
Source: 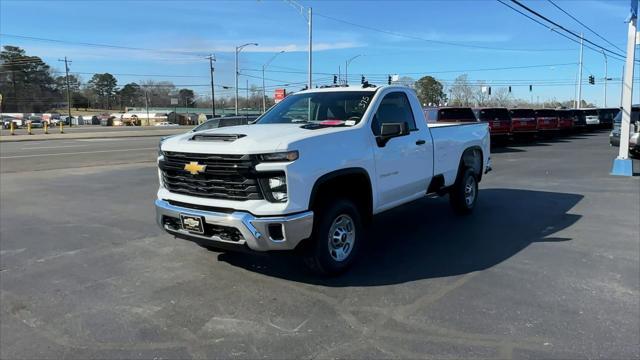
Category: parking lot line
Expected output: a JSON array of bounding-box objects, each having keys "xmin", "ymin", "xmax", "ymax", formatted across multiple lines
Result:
[{"xmin": 0, "ymin": 147, "xmax": 156, "ymax": 159}]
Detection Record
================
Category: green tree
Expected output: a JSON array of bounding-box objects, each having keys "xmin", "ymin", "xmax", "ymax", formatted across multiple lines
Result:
[
  {"xmin": 178, "ymin": 88, "xmax": 196, "ymax": 107},
  {"xmin": 414, "ymin": 76, "xmax": 446, "ymax": 106},
  {"xmin": 118, "ymin": 82, "xmax": 143, "ymax": 108},
  {"xmin": 88, "ymin": 73, "xmax": 118, "ymax": 109},
  {"xmin": 0, "ymin": 45, "xmax": 58, "ymax": 112}
]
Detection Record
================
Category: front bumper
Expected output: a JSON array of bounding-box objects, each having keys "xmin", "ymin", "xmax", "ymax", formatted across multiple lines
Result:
[{"xmin": 155, "ymin": 199, "xmax": 313, "ymax": 251}]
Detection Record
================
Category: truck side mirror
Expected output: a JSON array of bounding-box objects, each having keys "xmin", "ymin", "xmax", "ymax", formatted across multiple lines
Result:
[{"xmin": 377, "ymin": 122, "xmax": 408, "ymax": 147}]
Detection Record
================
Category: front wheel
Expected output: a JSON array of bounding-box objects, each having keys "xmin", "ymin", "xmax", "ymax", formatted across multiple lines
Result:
[
  {"xmin": 449, "ymin": 167, "xmax": 478, "ymax": 215},
  {"xmin": 303, "ymin": 199, "xmax": 364, "ymax": 276}
]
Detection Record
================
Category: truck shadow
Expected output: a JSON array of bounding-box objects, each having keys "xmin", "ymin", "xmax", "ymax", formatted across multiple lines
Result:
[{"xmin": 217, "ymin": 188, "xmax": 583, "ymax": 286}]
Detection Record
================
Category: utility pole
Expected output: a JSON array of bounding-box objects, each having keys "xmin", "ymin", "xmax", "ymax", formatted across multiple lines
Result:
[
  {"xmin": 246, "ymin": 79, "xmax": 249, "ymax": 117},
  {"xmin": 207, "ymin": 54, "xmax": 216, "ymax": 118},
  {"xmin": 308, "ymin": 7, "xmax": 313, "ymax": 89},
  {"xmin": 58, "ymin": 57, "xmax": 72, "ymax": 126},
  {"xmin": 602, "ymin": 50, "xmax": 608, "ymax": 107},
  {"xmin": 577, "ymin": 33, "xmax": 584, "ymax": 109},
  {"xmin": 611, "ymin": 0, "xmax": 637, "ymax": 176},
  {"xmin": 144, "ymin": 88, "xmax": 150, "ymax": 126}
]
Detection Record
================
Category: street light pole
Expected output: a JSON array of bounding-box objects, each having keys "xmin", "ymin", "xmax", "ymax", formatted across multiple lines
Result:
[
  {"xmin": 345, "ymin": 55, "xmax": 362, "ymax": 86},
  {"xmin": 208, "ymin": 54, "xmax": 216, "ymax": 118},
  {"xmin": 308, "ymin": 7, "xmax": 312, "ymax": 89},
  {"xmin": 262, "ymin": 50, "xmax": 285, "ymax": 113},
  {"xmin": 577, "ymin": 32, "xmax": 584, "ymax": 108},
  {"xmin": 235, "ymin": 43, "xmax": 258, "ymax": 115},
  {"xmin": 601, "ymin": 49, "xmax": 608, "ymax": 107}
]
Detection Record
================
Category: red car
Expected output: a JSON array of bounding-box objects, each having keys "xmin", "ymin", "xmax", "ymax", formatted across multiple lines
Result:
[
  {"xmin": 473, "ymin": 107, "xmax": 511, "ymax": 138},
  {"xmin": 534, "ymin": 109, "xmax": 559, "ymax": 133},
  {"xmin": 508, "ymin": 108, "xmax": 537, "ymax": 134},
  {"xmin": 556, "ymin": 110, "xmax": 575, "ymax": 131}
]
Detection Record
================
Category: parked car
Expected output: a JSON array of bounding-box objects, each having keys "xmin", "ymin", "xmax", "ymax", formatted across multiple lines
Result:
[
  {"xmin": 556, "ymin": 109, "xmax": 575, "ymax": 131},
  {"xmin": 508, "ymin": 108, "xmax": 537, "ymax": 136},
  {"xmin": 2, "ymin": 116, "xmax": 23, "ymax": 129},
  {"xmin": 424, "ymin": 107, "xmax": 478, "ymax": 123},
  {"xmin": 27, "ymin": 118, "xmax": 44, "ymax": 128},
  {"xmin": 610, "ymin": 106, "xmax": 640, "ymax": 158},
  {"xmin": 534, "ymin": 109, "xmax": 559, "ymax": 135},
  {"xmin": 155, "ymin": 122, "xmax": 179, "ymax": 127},
  {"xmin": 473, "ymin": 107, "xmax": 511, "ymax": 139},
  {"xmin": 597, "ymin": 108, "xmax": 619, "ymax": 129},
  {"xmin": 157, "ymin": 85, "xmax": 491, "ymax": 275},
  {"xmin": 583, "ymin": 109, "xmax": 600, "ymax": 128},
  {"xmin": 569, "ymin": 109, "xmax": 587, "ymax": 129}
]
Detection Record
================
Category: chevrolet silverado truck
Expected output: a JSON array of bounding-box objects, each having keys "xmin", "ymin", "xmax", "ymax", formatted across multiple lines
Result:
[{"xmin": 156, "ymin": 85, "xmax": 491, "ymax": 275}]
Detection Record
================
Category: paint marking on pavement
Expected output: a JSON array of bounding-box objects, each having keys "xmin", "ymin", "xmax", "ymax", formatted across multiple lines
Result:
[
  {"xmin": 21, "ymin": 144, "xmax": 92, "ymax": 150},
  {"xmin": 0, "ymin": 147, "xmax": 156, "ymax": 159}
]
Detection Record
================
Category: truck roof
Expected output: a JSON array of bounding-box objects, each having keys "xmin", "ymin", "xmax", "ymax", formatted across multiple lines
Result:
[{"xmin": 295, "ymin": 84, "xmax": 406, "ymax": 94}]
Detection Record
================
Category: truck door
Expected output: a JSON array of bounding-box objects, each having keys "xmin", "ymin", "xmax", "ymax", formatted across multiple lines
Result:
[{"xmin": 371, "ymin": 91, "xmax": 432, "ymax": 210}]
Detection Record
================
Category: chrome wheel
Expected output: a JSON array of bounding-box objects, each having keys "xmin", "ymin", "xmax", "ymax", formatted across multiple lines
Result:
[
  {"xmin": 327, "ymin": 214, "xmax": 355, "ymax": 262},
  {"xmin": 464, "ymin": 175, "xmax": 476, "ymax": 207}
]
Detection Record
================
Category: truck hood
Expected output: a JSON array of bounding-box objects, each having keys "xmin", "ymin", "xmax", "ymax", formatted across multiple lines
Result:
[{"xmin": 160, "ymin": 123, "xmax": 346, "ymax": 154}]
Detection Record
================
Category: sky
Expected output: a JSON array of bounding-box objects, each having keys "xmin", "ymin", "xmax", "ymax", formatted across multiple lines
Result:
[{"xmin": 1, "ymin": 0, "xmax": 638, "ymax": 107}]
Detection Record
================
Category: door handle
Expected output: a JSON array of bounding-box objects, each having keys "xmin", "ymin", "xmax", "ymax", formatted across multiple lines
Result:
[{"xmin": 416, "ymin": 140, "xmax": 426, "ymax": 145}]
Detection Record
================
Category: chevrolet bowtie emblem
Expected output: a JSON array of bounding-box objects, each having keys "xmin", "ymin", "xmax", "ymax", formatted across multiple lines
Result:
[{"xmin": 184, "ymin": 161, "xmax": 207, "ymax": 175}]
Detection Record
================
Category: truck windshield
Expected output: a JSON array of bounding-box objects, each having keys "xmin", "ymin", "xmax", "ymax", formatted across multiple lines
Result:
[
  {"xmin": 256, "ymin": 91, "xmax": 374, "ymax": 126},
  {"xmin": 509, "ymin": 109, "xmax": 535, "ymax": 118},
  {"xmin": 613, "ymin": 108, "xmax": 639, "ymax": 124},
  {"xmin": 438, "ymin": 108, "xmax": 476, "ymax": 122},
  {"xmin": 476, "ymin": 108, "xmax": 509, "ymax": 121},
  {"xmin": 534, "ymin": 109, "xmax": 557, "ymax": 117}
]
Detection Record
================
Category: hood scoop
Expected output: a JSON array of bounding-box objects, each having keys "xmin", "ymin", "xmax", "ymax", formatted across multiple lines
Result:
[{"xmin": 191, "ymin": 133, "xmax": 246, "ymax": 142}]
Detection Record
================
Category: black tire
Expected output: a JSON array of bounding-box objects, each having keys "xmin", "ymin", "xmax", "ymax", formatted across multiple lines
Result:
[
  {"xmin": 449, "ymin": 167, "xmax": 478, "ymax": 215},
  {"xmin": 303, "ymin": 198, "xmax": 363, "ymax": 276}
]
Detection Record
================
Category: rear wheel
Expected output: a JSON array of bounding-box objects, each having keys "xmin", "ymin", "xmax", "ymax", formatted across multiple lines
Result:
[
  {"xmin": 449, "ymin": 167, "xmax": 478, "ymax": 215},
  {"xmin": 303, "ymin": 199, "xmax": 363, "ymax": 276}
]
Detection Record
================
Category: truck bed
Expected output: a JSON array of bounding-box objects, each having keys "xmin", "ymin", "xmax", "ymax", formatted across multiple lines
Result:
[{"xmin": 428, "ymin": 122, "xmax": 490, "ymax": 185}]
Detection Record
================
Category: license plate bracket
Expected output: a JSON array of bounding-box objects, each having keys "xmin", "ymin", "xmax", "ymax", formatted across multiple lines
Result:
[{"xmin": 180, "ymin": 214, "xmax": 205, "ymax": 234}]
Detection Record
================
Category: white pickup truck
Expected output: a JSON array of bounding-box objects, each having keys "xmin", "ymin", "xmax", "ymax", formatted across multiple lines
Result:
[{"xmin": 156, "ymin": 85, "xmax": 491, "ymax": 275}]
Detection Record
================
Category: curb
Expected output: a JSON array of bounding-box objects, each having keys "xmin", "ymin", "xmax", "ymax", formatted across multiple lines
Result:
[{"xmin": 0, "ymin": 130, "xmax": 186, "ymax": 143}]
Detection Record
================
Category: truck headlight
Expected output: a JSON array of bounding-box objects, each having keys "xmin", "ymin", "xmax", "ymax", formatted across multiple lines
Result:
[
  {"xmin": 258, "ymin": 151, "xmax": 298, "ymax": 162},
  {"xmin": 259, "ymin": 173, "xmax": 288, "ymax": 203}
]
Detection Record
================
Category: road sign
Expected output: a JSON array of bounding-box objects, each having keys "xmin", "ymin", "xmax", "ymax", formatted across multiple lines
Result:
[
  {"xmin": 274, "ymin": 89, "xmax": 286, "ymax": 103},
  {"xmin": 170, "ymin": 98, "xmax": 178, "ymax": 105}
]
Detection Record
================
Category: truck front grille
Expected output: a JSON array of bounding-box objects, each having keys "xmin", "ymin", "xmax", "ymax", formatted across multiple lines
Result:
[{"xmin": 159, "ymin": 152, "xmax": 263, "ymax": 201}]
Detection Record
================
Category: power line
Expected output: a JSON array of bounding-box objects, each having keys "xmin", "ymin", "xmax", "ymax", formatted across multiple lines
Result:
[
  {"xmin": 0, "ymin": 33, "xmax": 209, "ymax": 58},
  {"xmin": 315, "ymin": 12, "xmax": 574, "ymax": 52},
  {"xmin": 547, "ymin": 0, "xmax": 625, "ymax": 53},
  {"xmin": 505, "ymin": 0, "xmax": 630, "ymax": 61}
]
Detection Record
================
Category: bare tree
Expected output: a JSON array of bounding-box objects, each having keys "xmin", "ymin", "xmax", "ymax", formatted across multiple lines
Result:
[
  {"xmin": 489, "ymin": 87, "xmax": 512, "ymax": 107},
  {"xmin": 449, "ymin": 74, "xmax": 473, "ymax": 106},
  {"xmin": 472, "ymin": 81, "xmax": 490, "ymax": 107}
]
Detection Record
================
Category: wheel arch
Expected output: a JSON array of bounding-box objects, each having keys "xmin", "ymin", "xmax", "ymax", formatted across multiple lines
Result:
[
  {"xmin": 308, "ymin": 167, "xmax": 374, "ymax": 222},
  {"xmin": 459, "ymin": 146, "xmax": 484, "ymax": 182}
]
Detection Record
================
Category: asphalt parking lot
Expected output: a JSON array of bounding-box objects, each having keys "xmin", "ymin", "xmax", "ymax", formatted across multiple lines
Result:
[{"xmin": 0, "ymin": 131, "xmax": 638, "ymax": 359}]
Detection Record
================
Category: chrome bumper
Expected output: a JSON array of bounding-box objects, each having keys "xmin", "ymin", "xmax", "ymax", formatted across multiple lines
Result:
[{"xmin": 155, "ymin": 199, "xmax": 313, "ymax": 251}]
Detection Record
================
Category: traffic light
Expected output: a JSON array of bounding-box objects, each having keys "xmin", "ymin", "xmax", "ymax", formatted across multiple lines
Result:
[
  {"xmin": 529, "ymin": 85, "xmax": 533, "ymax": 92},
  {"xmin": 508, "ymin": 86, "xmax": 512, "ymax": 93},
  {"xmin": 388, "ymin": 75, "xmax": 392, "ymax": 85},
  {"xmin": 361, "ymin": 75, "xmax": 365, "ymax": 84},
  {"xmin": 333, "ymin": 75, "xmax": 337, "ymax": 84},
  {"xmin": 588, "ymin": 75, "xmax": 595, "ymax": 85},
  {"xmin": 488, "ymin": 86, "xmax": 491, "ymax": 96}
]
